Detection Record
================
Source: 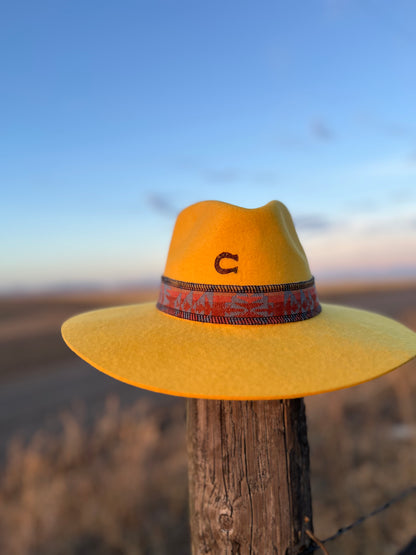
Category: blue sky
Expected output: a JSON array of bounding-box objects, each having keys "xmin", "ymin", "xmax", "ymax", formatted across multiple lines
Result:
[{"xmin": 1, "ymin": 0, "xmax": 415, "ymax": 292}]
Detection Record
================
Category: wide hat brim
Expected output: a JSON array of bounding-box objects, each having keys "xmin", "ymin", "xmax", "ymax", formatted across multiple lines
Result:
[{"xmin": 61, "ymin": 301, "xmax": 416, "ymax": 400}]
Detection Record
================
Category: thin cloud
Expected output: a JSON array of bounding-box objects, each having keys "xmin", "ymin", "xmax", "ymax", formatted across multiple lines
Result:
[
  {"xmin": 277, "ymin": 121, "xmax": 335, "ymax": 149},
  {"xmin": 146, "ymin": 193, "xmax": 178, "ymax": 217},
  {"xmin": 361, "ymin": 156, "xmax": 416, "ymax": 179},
  {"xmin": 310, "ymin": 119, "xmax": 335, "ymax": 142},
  {"xmin": 346, "ymin": 197, "xmax": 379, "ymax": 213},
  {"xmin": 382, "ymin": 122, "xmax": 411, "ymax": 138},
  {"xmin": 202, "ymin": 168, "xmax": 241, "ymax": 184},
  {"xmin": 358, "ymin": 113, "xmax": 412, "ymax": 138},
  {"xmin": 294, "ymin": 214, "xmax": 335, "ymax": 232},
  {"xmin": 389, "ymin": 187, "xmax": 414, "ymax": 204}
]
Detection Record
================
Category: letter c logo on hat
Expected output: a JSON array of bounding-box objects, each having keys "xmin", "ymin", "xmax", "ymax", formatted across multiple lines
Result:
[{"xmin": 215, "ymin": 252, "xmax": 239, "ymax": 274}]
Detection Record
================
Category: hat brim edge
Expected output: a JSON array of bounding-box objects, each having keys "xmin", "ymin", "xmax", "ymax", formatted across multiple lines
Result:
[{"xmin": 61, "ymin": 302, "xmax": 416, "ymax": 400}]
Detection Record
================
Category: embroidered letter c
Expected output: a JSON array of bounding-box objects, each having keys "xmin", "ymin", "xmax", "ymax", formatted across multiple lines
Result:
[{"xmin": 215, "ymin": 252, "xmax": 239, "ymax": 274}]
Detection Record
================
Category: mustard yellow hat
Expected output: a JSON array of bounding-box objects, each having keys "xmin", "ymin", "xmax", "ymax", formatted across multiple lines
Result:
[{"xmin": 62, "ymin": 200, "xmax": 416, "ymax": 400}]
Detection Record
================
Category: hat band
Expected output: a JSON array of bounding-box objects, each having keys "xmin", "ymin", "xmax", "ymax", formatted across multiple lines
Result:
[{"xmin": 157, "ymin": 276, "xmax": 321, "ymax": 325}]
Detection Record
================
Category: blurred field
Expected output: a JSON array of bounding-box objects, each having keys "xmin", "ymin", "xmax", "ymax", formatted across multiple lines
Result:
[
  {"xmin": 0, "ymin": 283, "xmax": 415, "ymax": 554},
  {"xmin": 0, "ymin": 288, "xmax": 158, "ymax": 381}
]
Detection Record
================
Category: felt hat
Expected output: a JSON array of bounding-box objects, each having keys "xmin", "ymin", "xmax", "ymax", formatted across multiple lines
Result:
[{"xmin": 62, "ymin": 200, "xmax": 416, "ymax": 400}]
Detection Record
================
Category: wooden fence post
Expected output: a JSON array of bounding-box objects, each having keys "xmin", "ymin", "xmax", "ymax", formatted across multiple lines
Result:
[{"xmin": 187, "ymin": 398, "xmax": 313, "ymax": 554}]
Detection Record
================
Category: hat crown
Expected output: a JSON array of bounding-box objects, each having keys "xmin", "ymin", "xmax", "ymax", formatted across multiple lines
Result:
[{"xmin": 164, "ymin": 200, "xmax": 311, "ymax": 285}]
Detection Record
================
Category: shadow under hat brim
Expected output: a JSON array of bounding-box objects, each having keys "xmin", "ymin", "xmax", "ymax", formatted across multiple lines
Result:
[{"xmin": 61, "ymin": 302, "xmax": 416, "ymax": 400}]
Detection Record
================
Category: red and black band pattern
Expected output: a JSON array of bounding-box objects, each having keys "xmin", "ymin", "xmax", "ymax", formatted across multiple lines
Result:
[{"xmin": 157, "ymin": 276, "xmax": 322, "ymax": 325}]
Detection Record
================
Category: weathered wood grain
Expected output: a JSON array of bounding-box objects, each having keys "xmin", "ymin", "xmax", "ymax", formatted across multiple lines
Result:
[{"xmin": 187, "ymin": 399, "xmax": 313, "ymax": 554}]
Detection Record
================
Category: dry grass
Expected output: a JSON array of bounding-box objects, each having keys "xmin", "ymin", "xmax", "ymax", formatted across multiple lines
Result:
[
  {"xmin": 0, "ymin": 283, "xmax": 415, "ymax": 554},
  {"xmin": 307, "ymin": 359, "xmax": 416, "ymax": 555},
  {"xmin": 0, "ymin": 399, "xmax": 189, "ymax": 555}
]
